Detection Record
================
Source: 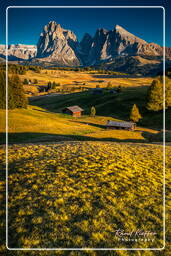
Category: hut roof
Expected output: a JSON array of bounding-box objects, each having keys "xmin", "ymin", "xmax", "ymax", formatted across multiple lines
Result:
[
  {"xmin": 92, "ymin": 88, "xmax": 103, "ymax": 91},
  {"xmin": 106, "ymin": 120, "xmax": 135, "ymax": 128},
  {"xmin": 64, "ymin": 106, "xmax": 84, "ymax": 113}
]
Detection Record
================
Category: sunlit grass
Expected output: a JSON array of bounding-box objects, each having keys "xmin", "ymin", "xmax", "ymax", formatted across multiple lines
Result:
[
  {"xmin": 0, "ymin": 142, "xmax": 170, "ymax": 251},
  {"xmin": 18, "ymin": 69, "xmax": 153, "ymax": 88},
  {"xmin": 0, "ymin": 106, "xmax": 157, "ymax": 144}
]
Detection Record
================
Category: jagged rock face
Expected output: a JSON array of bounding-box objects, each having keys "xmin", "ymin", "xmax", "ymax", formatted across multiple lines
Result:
[
  {"xmin": 79, "ymin": 33, "xmax": 93, "ymax": 65},
  {"xmin": 1, "ymin": 22, "xmax": 171, "ymax": 75},
  {"xmin": 81, "ymin": 24, "xmax": 170, "ymax": 65},
  {"xmin": 0, "ymin": 44, "xmax": 37, "ymax": 60},
  {"xmin": 85, "ymin": 29, "xmax": 108, "ymax": 65},
  {"xmin": 36, "ymin": 21, "xmax": 80, "ymax": 66}
]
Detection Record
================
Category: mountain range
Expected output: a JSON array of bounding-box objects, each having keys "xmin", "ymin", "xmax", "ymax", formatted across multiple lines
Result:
[{"xmin": 1, "ymin": 21, "xmax": 171, "ymax": 75}]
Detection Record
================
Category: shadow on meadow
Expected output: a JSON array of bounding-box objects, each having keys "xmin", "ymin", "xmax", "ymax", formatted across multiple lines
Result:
[
  {"xmin": 0, "ymin": 132, "xmax": 150, "ymax": 145},
  {"xmin": 92, "ymin": 74, "xmax": 145, "ymax": 79}
]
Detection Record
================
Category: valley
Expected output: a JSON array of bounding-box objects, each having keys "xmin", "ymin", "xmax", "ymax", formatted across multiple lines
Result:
[{"xmin": 1, "ymin": 68, "xmax": 170, "ymax": 145}]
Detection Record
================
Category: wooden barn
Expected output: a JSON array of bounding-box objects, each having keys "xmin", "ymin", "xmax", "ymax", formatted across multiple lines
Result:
[
  {"xmin": 62, "ymin": 106, "xmax": 84, "ymax": 117},
  {"xmin": 92, "ymin": 88, "xmax": 103, "ymax": 95},
  {"xmin": 106, "ymin": 120, "xmax": 136, "ymax": 131}
]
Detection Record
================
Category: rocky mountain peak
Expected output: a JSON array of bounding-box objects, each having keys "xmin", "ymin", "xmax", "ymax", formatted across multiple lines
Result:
[
  {"xmin": 114, "ymin": 24, "xmax": 147, "ymax": 44},
  {"xmin": 95, "ymin": 28, "xmax": 108, "ymax": 36},
  {"xmin": 0, "ymin": 44, "xmax": 37, "ymax": 60},
  {"xmin": 115, "ymin": 24, "xmax": 129, "ymax": 32},
  {"xmin": 1, "ymin": 21, "xmax": 171, "ymax": 74},
  {"xmin": 36, "ymin": 21, "xmax": 80, "ymax": 65}
]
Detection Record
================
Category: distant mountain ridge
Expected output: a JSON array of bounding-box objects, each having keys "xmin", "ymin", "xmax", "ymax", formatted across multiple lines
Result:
[
  {"xmin": 1, "ymin": 21, "xmax": 171, "ymax": 75},
  {"xmin": 0, "ymin": 44, "xmax": 37, "ymax": 61}
]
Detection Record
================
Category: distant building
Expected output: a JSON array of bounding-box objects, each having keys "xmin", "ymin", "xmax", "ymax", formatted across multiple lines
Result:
[
  {"xmin": 62, "ymin": 105, "xmax": 84, "ymax": 117},
  {"xmin": 106, "ymin": 120, "xmax": 136, "ymax": 131},
  {"xmin": 109, "ymin": 89, "xmax": 117, "ymax": 94},
  {"xmin": 92, "ymin": 88, "xmax": 103, "ymax": 94}
]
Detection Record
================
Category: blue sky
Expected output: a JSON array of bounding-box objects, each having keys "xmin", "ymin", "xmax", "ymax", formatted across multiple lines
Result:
[{"xmin": 1, "ymin": 0, "xmax": 171, "ymax": 46}]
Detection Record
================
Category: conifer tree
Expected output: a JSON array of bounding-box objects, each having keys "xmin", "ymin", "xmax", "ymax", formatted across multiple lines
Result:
[
  {"xmin": 23, "ymin": 78, "xmax": 29, "ymax": 84},
  {"xmin": 90, "ymin": 106, "xmax": 96, "ymax": 117},
  {"xmin": 0, "ymin": 71, "xmax": 6, "ymax": 109},
  {"xmin": 165, "ymin": 77, "xmax": 171, "ymax": 109},
  {"xmin": 130, "ymin": 104, "xmax": 142, "ymax": 123},
  {"xmin": 0, "ymin": 72, "xmax": 28, "ymax": 109},
  {"xmin": 146, "ymin": 79, "xmax": 163, "ymax": 111},
  {"xmin": 9, "ymin": 75, "xmax": 28, "ymax": 109}
]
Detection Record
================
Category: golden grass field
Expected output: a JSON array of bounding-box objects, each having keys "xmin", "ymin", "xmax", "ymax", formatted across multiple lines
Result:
[
  {"xmin": 0, "ymin": 70, "xmax": 159, "ymax": 144},
  {"xmin": 0, "ymin": 141, "xmax": 170, "ymax": 255},
  {"xmin": 0, "ymin": 105, "xmax": 158, "ymax": 144},
  {"xmin": 19, "ymin": 69, "xmax": 153, "ymax": 89}
]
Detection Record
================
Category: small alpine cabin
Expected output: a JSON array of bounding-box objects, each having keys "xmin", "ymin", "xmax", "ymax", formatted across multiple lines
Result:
[
  {"xmin": 106, "ymin": 120, "xmax": 136, "ymax": 131},
  {"xmin": 62, "ymin": 106, "xmax": 84, "ymax": 117},
  {"xmin": 92, "ymin": 88, "xmax": 103, "ymax": 94}
]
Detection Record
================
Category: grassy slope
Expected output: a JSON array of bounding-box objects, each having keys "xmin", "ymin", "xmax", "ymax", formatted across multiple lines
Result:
[
  {"xmin": 30, "ymin": 86, "xmax": 170, "ymax": 130},
  {"xmin": 1, "ymin": 70, "xmax": 170, "ymax": 144},
  {"xmin": 0, "ymin": 142, "xmax": 170, "ymax": 252},
  {"xmin": 0, "ymin": 105, "xmax": 157, "ymax": 144}
]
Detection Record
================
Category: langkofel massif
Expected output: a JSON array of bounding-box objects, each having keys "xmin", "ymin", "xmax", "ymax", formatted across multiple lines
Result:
[{"xmin": 1, "ymin": 21, "xmax": 171, "ymax": 75}]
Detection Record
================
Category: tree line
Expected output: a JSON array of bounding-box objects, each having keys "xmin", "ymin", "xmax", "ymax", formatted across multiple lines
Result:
[
  {"xmin": 0, "ymin": 64, "xmax": 42, "ymax": 75},
  {"xmin": 130, "ymin": 76, "xmax": 171, "ymax": 123}
]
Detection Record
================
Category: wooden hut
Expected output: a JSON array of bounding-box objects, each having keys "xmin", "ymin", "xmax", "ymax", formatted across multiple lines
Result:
[
  {"xmin": 92, "ymin": 88, "xmax": 103, "ymax": 95},
  {"xmin": 62, "ymin": 106, "xmax": 84, "ymax": 117},
  {"xmin": 106, "ymin": 120, "xmax": 136, "ymax": 131}
]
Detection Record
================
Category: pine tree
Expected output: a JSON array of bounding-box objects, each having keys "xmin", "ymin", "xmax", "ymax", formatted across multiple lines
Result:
[
  {"xmin": 47, "ymin": 81, "xmax": 52, "ymax": 90},
  {"xmin": 90, "ymin": 106, "xmax": 96, "ymax": 117},
  {"xmin": 0, "ymin": 73, "xmax": 28, "ymax": 109},
  {"xmin": 146, "ymin": 79, "xmax": 163, "ymax": 111},
  {"xmin": 0, "ymin": 71, "xmax": 6, "ymax": 109},
  {"xmin": 9, "ymin": 75, "xmax": 28, "ymax": 109},
  {"xmin": 165, "ymin": 77, "xmax": 171, "ymax": 108},
  {"xmin": 130, "ymin": 104, "xmax": 142, "ymax": 123},
  {"xmin": 106, "ymin": 81, "xmax": 112, "ymax": 89},
  {"xmin": 23, "ymin": 78, "xmax": 29, "ymax": 84},
  {"xmin": 33, "ymin": 79, "xmax": 38, "ymax": 84},
  {"xmin": 117, "ymin": 85, "xmax": 122, "ymax": 93},
  {"xmin": 52, "ymin": 81, "xmax": 57, "ymax": 89}
]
